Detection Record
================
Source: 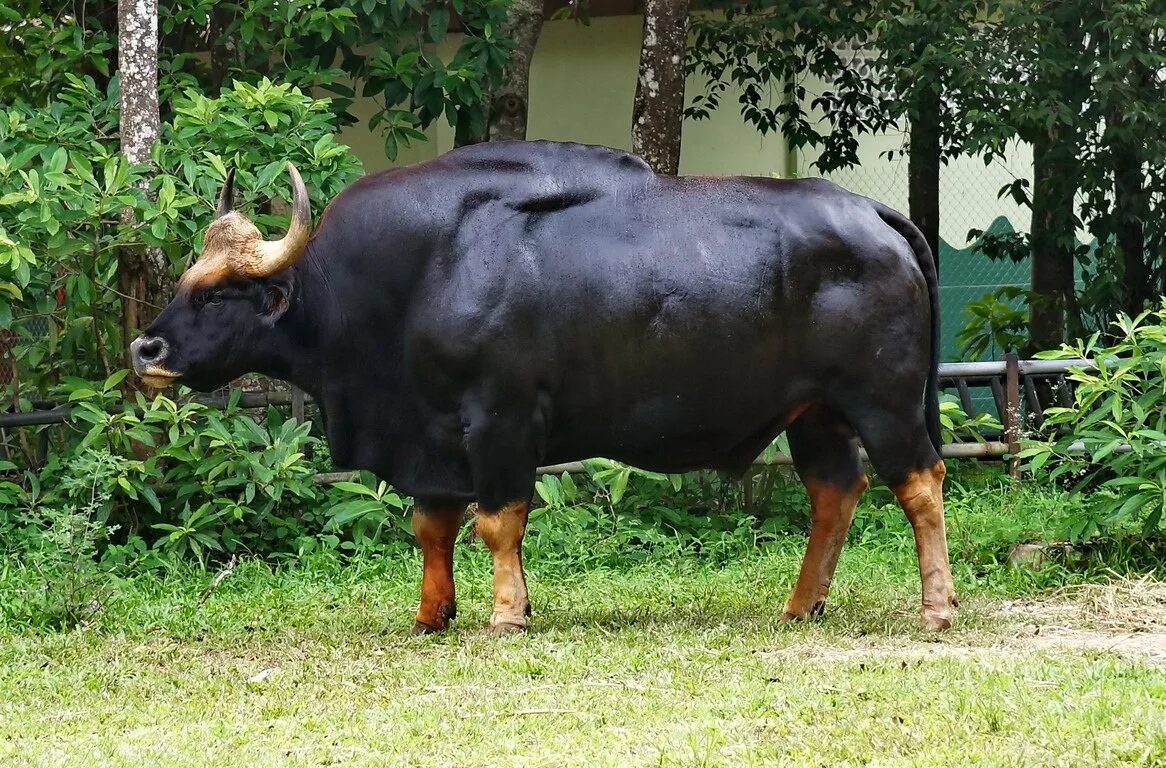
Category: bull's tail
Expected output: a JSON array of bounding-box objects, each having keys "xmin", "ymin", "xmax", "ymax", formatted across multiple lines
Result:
[{"xmin": 872, "ymin": 202, "xmax": 942, "ymax": 454}]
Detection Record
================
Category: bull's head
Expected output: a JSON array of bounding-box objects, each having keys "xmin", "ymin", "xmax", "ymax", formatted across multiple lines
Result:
[{"xmin": 129, "ymin": 164, "xmax": 311, "ymax": 391}]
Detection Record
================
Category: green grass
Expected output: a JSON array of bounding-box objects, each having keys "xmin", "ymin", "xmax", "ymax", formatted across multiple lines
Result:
[{"xmin": 2, "ymin": 477, "xmax": 1165, "ymax": 767}]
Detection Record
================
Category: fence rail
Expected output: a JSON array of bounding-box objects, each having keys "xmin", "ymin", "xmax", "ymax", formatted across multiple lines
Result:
[{"xmin": 0, "ymin": 355, "xmax": 1093, "ymax": 479}]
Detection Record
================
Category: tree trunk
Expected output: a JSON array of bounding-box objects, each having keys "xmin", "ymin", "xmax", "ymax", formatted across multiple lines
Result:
[
  {"xmin": 208, "ymin": 4, "xmax": 235, "ymax": 94},
  {"xmin": 1028, "ymin": 127, "xmax": 1079, "ymax": 353},
  {"xmin": 1108, "ymin": 34, "xmax": 1152, "ymax": 318},
  {"xmin": 487, "ymin": 0, "xmax": 544, "ymax": 142},
  {"xmin": 1095, "ymin": 18, "xmax": 1151, "ymax": 319},
  {"xmin": 118, "ymin": 0, "xmax": 171, "ymax": 360},
  {"xmin": 908, "ymin": 82, "xmax": 942, "ymax": 273},
  {"xmin": 632, "ymin": 0, "xmax": 690, "ymax": 175},
  {"xmin": 1113, "ymin": 130, "xmax": 1148, "ymax": 317}
]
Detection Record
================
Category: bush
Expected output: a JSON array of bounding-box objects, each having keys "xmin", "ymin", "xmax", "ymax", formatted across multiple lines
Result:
[
  {"xmin": 956, "ymin": 286, "xmax": 1030, "ymax": 361},
  {"xmin": 0, "ymin": 75, "xmax": 363, "ymax": 401},
  {"xmin": 2, "ymin": 449, "xmax": 125, "ymax": 628},
  {"xmin": 0, "ymin": 74, "xmax": 404, "ymax": 582},
  {"xmin": 1020, "ymin": 304, "xmax": 1166, "ymax": 539},
  {"xmin": 530, "ymin": 462, "xmax": 762, "ymax": 566}
]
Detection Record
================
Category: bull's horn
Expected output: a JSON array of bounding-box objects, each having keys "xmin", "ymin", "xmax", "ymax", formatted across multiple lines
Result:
[
  {"xmin": 246, "ymin": 163, "xmax": 312, "ymax": 277},
  {"xmin": 215, "ymin": 167, "xmax": 236, "ymax": 218}
]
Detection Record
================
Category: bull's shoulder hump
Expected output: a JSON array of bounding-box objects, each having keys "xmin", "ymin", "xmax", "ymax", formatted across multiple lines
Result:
[
  {"xmin": 440, "ymin": 140, "xmax": 655, "ymax": 178},
  {"xmin": 329, "ymin": 141, "xmax": 655, "ymax": 219}
]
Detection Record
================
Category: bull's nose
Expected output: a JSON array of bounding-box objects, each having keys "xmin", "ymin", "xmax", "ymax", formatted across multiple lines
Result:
[{"xmin": 130, "ymin": 335, "xmax": 169, "ymax": 371}]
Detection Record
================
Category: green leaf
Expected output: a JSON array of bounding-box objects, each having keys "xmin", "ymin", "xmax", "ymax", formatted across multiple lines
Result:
[
  {"xmin": 331, "ymin": 480, "xmax": 377, "ymax": 497},
  {"xmin": 609, "ymin": 469, "xmax": 630, "ymax": 505},
  {"xmin": 427, "ymin": 6, "xmax": 450, "ymax": 42}
]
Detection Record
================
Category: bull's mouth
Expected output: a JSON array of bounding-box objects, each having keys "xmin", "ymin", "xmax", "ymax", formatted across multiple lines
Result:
[{"xmin": 139, "ymin": 366, "xmax": 183, "ymax": 389}]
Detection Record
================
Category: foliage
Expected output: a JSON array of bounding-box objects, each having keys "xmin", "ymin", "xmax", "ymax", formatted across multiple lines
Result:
[
  {"xmin": 162, "ymin": 0, "xmax": 511, "ymax": 154},
  {"xmin": 2, "ymin": 448, "xmax": 125, "ymax": 628},
  {"xmin": 938, "ymin": 394, "xmax": 1003, "ymax": 445},
  {"xmin": 324, "ymin": 477, "xmax": 409, "ymax": 552},
  {"xmin": 1020, "ymin": 304, "xmax": 1166, "ymax": 539},
  {"xmin": 687, "ymin": 0, "xmax": 982, "ymax": 172},
  {"xmin": 0, "ymin": 379, "xmax": 417, "ymax": 582},
  {"xmin": 954, "ymin": 4, "xmax": 1098, "ymax": 342},
  {"xmin": 530, "ymin": 461, "xmax": 764, "ymax": 566},
  {"xmin": 947, "ymin": 1, "xmax": 1166, "ymax": 334},
  {"xmin": 956, "ymin": 286, "xmax": 1030, "ymax": 361},
  {"xmin": 0, "ymin": 75, "xmax": 362, "ymax": 401},
  {"xmin": 527, "ymin": 398, "xmax": 1002, "ymax": 567},
  {"xmin": 0, "ymin": 0, "xmax": 511, "ymax": 158},
  {"xmin": 0, "ymin": 371, "xmax": 1009, "ymax": 583},
  {"xmin": 689, "ymin": 0, "xmax": 1166, "ymax": 341},
  {"xmin": 0, "ymin": 2, "xmax": 117, "ymax": 104}
]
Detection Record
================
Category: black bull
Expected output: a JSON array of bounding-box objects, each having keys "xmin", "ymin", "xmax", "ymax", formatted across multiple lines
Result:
[{"xmin": 131, "ymin": 140, "xmax": 958, "ymax": 633}]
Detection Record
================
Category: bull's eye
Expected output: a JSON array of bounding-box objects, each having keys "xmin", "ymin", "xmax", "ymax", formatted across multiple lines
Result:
[{"xmin": 202, "ymin": 290, "xmax": 222, "ymax": 308}]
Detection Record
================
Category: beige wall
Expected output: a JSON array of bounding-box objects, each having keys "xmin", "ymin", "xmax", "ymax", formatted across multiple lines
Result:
[
  {"xmin": 804, "ymin": 129, "xmax": 1034, "ymax": 249},
  {"xmin": 335, "ymin": 15, "xmax": 1032, "ymax": 248},
  {"xmin": 338, "ymin": 16, "xmax": 789, "ymax": 177}
]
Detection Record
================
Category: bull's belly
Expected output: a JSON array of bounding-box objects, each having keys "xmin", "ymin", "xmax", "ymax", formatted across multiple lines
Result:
[{"xmin": 542, "ymin": 385, "xmax": 808, "ymax": 475}]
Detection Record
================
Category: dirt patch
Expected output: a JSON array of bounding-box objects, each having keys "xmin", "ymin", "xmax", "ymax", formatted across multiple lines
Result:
[
  {"xmin": 996, "ymin": 575, "xmax": 1166, "ymax": 663},
  {"xmin": 765, "ymin": 576, "xmax": 1166, "ymax": 666},
  {"xmin": 1016, "ymin": 626, "xmax": 1166, "ymax": 661},
  {"xmin": 997, "ymin": 575, "xmax": 1166, "ymax": 631}
]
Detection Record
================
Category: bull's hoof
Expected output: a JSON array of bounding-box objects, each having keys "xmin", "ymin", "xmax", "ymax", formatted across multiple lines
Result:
[
  {"xmin": 412, "ymin": 603, "xmax": 456, "ymax": 635},
  {"xmin": 412, "ymin": 620, "xmax": 448, "ymax": 635},
  {"xmin": 779, "ymin": 599, "xmax": 826, "ymax": 624},
  {"xmin": 920, "ymin": 611, "xmax": 953, "ymax": 631},
  {"xmin": 920, "ymin": 599, "xmax": 958, "ymax": 631},
  {"xmin": 489, "ymin": 621, "xmax": 528, "ymax": 636}
]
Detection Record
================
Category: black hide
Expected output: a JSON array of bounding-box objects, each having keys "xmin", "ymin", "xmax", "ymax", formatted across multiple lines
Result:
[{"xmin": 143, "ymin": 140, "xmax": 941, "ymax": 508}]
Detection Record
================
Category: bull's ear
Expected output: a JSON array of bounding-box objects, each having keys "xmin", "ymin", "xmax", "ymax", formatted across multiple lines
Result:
[
  {"xmin": 259, "ymin": 280, "xmax": 292, "ymax": 327},
  {"xmin": 216, "ymin": 168, "xmax": 236, "ymax": 219}
]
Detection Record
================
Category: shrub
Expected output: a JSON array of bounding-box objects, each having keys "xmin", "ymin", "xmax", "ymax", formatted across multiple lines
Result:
[
  {"xmin": 956, "ymin": 286, "xmax": 1030, "ymax": 361},
  {"xmin": 1020, "ymin": 304, "xmax": 1166, "ymax": 539},
  {"xmin": 2, "ymin": 449, "xmax": 125, "ymax": 628},
  {"xmin": 0, "ymin": 74, "xmax": 386, "ymax": 565},
  {"xmin": 939, "ymin": 392, "xmax": 1004, "ymax": 444},
  {"xmin": 0, "ymin": 75, "xmax": 363, "ymax": 400},
  {"xmin": 530, "ymin": 461, "xmax": 767, "ymax": 567}
]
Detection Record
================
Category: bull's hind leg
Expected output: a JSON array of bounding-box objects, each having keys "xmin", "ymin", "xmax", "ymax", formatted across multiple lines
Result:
[
  {"xmin": 411, "ymin": 501, "xmax": 466, "ymax": 634},
  {"xmin": 892, "ymin": 461, "xmax": 956, "ymax": 630},
  {"xmin": 781, "ymin": 406, "xmax": 868, "ymax": 622},
  {"xmin": 847, "ymin": 406, "xmax": 958, "ymax": 631}
]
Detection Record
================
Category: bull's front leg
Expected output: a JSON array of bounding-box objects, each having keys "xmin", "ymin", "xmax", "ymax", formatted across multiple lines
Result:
[
  {"xmin": 474, "ymin": 501, "xmax": 531, "ymax": 635},
  {"xmin": 460, "ymin": 393, "xmax": 540, "ymax": 635},
  {"xmin": 411, "ymin": 501, "xmax": 466, "ymax": 634}
]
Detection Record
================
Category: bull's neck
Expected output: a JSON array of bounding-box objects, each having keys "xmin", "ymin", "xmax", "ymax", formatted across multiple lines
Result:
[{"xmin": 262, "ymin": 251, "xmax": 331, "ymax": 400}]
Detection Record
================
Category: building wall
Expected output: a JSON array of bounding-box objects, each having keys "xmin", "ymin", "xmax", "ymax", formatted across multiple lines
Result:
[{"xmin": 337, "ymin": 16, "xmax": 789, "ymax": 177}]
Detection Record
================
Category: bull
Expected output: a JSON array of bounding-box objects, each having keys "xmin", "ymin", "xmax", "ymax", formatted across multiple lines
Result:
[{"xmin": 130, "ymin": 140, "xmax": 958, "ymax": 633}]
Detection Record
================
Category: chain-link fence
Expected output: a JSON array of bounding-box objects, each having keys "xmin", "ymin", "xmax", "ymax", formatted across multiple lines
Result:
[
  {"xmin": 0, "ymin": 316, "xmax": 50, "ymax": 394},
  {"xmin": 817, "ymin": 135, "xmax": 1033, "ymax": 363}
]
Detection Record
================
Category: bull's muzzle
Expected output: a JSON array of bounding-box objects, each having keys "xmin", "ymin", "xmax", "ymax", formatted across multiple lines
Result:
[{"xmin": 130, "ymin": 335, "xmax": 181, "ymax": 388}]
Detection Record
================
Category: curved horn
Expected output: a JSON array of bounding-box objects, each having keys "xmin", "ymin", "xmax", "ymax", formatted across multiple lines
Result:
[
  {"xmin": 215, "ymin": 167, "xmax": 236, "ymax": 218},
  {"xmin": 243, "ymin": 163, "xmax": 312, "ymax": 278}
]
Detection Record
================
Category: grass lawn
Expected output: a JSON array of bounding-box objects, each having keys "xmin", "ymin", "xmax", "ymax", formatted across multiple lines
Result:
[{"xmin": 1, "ymin": 480, "xmax": 1165, "ymax": 766}]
